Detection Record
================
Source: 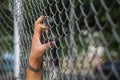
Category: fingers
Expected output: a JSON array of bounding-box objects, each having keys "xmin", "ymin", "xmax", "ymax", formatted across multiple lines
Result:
[
  {"xmin": 38, "ymin": 41, "xmax": 55, "ymax": 55},
  {"xmin": 35, "ymin": 16, "xmax": 49, "ymax": 25},
  {"xmin": 43, "ymin": 41, "xmax": 55, "ymax": 50},
  {"xmin": 33, "ymin": 24, "xmax": 45, "ymax": 41},
  {"xmin": 34, "ymin": 16, "xmax": 49, "ymax": 39}
]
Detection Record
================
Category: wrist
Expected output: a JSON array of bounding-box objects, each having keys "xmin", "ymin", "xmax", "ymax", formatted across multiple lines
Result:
[
  {"xmin": 29, "ymin": 59, "xmax": 40, "ymax": 69},
  {"xmin": 28, "ymin": 52, "xmax": 43, "ymax": 69},
  {"xmin": 28, "ymin": 57, "xmax": 43, "ymax": 72},
  {"xmin": 29, "ymin": 56, "xmax": 43, "ymax": 68},
  {"xmin": 27, "ymin": 59, "xmax": 41, "ymax": 72}
]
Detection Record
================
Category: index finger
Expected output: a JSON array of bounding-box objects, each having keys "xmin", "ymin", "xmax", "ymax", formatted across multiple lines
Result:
[
  {"xmin": 35, "ymin": 16, "xmax": 45, "ymax": 24},
  {"xmin": 35, "ymin": 16, "xmax": 49, "ymax": 25}
]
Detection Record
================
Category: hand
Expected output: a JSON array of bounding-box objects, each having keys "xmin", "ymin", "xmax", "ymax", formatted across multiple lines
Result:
[{"xmin": 29, "ymin": 16, "xmax": 54, "ymax": 69}]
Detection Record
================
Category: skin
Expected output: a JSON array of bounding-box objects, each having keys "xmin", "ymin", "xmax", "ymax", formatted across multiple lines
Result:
[{"xmin": 26, "ymin": 16, "xmax": 54, "ymax": 80}]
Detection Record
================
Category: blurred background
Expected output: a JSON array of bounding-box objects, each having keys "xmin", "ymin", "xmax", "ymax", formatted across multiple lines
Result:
[
  {"xmin": 0, "ymin": 0, "xmax": 14, "ymax": 80},
  {"xmin": 0, "ymin": 0, "xmax": 120, "ymax": 80}
]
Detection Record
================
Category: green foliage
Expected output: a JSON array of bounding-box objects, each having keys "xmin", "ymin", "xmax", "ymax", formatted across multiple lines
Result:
[
  {"xmin": 0, "ymin": 1, "xmax": 13, "ymax": 54},
  {"xmin": 1, "ymin": 0, "xmax": 120, "ymax": 60}
]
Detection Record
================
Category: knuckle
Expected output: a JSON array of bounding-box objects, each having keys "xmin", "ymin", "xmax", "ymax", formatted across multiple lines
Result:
[
  {"xmin": 34, "ymin": 21, "xmax": 42, "ymax": 27},
  {"xmin": 34, "ymin": 21, "xmax": 37, "ymax": 25},
  {"xmin": 40, "ymin": 16, "xmax": 44, "ymax": 19}
]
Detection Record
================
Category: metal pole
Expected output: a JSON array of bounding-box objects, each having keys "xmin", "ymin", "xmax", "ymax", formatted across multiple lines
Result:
[
  {"xmin": 14, "ymin": 0, "xmax": 23, "ymax": 79},
  {"xmin": 69, "ymin": 0, "xmax": 77, "ymax": 56}
]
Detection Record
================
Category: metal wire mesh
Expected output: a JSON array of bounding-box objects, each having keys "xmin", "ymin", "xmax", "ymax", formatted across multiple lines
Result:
[
  {"xmin": 17, "ymin": 0, "xmax": 120, "ymax": 80},
  {"xmin": 1, "ymin": 0, "xmax": 120, "ymax": 80},
  {"xmin": 0, "ymin": 0, "xmax": 14, "ymax": 80}
]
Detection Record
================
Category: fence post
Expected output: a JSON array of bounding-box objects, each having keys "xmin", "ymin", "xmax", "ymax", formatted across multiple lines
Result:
[
  {"xmin": 14, "ymin": 0, "xmax": 23, "ymax": 79},
  {"xmin": 69, "ymin": 0, "xmax": 77, "ymax": 56}
]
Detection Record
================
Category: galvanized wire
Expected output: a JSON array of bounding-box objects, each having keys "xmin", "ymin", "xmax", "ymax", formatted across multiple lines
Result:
[
  {"xmin": 0, "ymin": 0, "xmax": 120, "ymax": 80},
  {"xmin": 0, "ymin": 0, "xmax": 14, "ymax": 80},
  {"xmin": 15, "ymin": 0, "xmax": 120, "ymax": 80},
  {"xmin": 17, "ymin": 0, "xmax": 120, "ymax": 80}
]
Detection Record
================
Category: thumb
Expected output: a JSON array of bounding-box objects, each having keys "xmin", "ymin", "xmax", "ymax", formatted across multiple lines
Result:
[{"xmin": 43, "ymin": 41, "xmax": 55, "ymax": 50}]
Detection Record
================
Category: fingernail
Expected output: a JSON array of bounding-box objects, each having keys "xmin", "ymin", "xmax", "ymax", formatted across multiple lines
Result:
[
  {"xmin": 42, "ymin": 24, "xmax": 46, "ymax": 29},
  {"xmin": 45, "ymin": 16, "xmax": 49, "ymax": 18},
  {"xmin": 51, "ymin": 41, "xmax": 55, "ymax": 45},
  {"xmin": 43, "ymin": 25, "xmax": 46, "ymax": 28}
]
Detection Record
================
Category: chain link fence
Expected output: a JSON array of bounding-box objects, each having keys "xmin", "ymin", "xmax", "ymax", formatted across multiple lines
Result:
[
  {"xmin": 0, "ymin": 0, "xmax": 14, "ymax": 80},
  {"xmin": 0, "ymin": 0, "xmax": 120, "ymax": 80}
]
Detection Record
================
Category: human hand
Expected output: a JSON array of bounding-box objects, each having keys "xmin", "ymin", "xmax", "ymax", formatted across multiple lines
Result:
[{"xmin": 29, "ymin": 16, "xmax": 54, "ymax": 69}]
